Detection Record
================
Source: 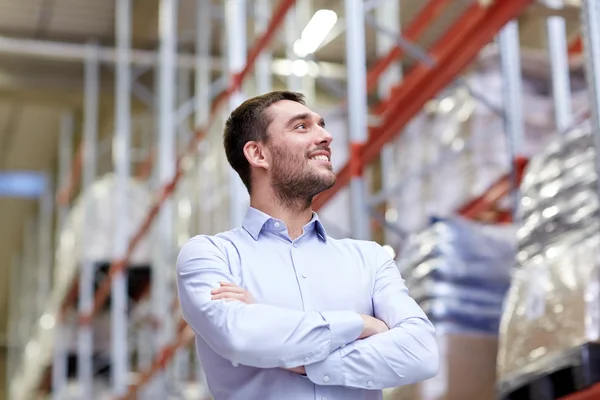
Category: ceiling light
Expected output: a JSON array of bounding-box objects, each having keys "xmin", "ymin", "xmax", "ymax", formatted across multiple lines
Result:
[
  {"xmin": 40, "ymin": 313, "xmax": 55, "ymax": 330},
  {"xmin": 294, "ymin": 9, "xmax": 338, "ymax": 57}
]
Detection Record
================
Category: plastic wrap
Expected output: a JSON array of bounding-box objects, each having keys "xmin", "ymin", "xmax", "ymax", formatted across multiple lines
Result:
[
  {"xmin": 52, "ymin": 173, "xmax": 153, "ymax": 308},
  {"xmin": 399, "ymin": 216, "xmax": 516, "ymax": 336},
  {"xmin": 497, "ymin": 122, "xmax": 600, "ymax": 388}
]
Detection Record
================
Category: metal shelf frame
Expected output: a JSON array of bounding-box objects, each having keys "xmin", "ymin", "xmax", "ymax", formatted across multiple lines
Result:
[{"xmin": 8, "ymin": 0, "xmax": 600, "ymax": 399}]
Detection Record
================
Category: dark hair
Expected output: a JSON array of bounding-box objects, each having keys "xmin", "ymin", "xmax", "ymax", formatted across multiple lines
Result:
[{"xmin": 223, "ymin": 90, "xmax": 306, "ymax": 193}]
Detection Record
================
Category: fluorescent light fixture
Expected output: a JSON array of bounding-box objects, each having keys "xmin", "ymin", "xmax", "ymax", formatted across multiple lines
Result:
[
  {"xmin": 294, "ymin": 9, "xmax": 338, "ymax": 57},
  {"xmin": 40, "ymin": 314, "xmax": 55, "ymax": 330}
]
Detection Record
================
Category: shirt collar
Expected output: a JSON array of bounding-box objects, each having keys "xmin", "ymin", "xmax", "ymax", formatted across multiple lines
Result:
[{"xmin": 242, "ymin": 207, "xmax": 327, "ymax": 242}]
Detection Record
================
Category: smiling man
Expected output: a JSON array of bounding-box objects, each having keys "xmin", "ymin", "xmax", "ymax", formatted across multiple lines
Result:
[{"xmin": 176, "ymin": 91, "xmax": 439, "ymax": 400}]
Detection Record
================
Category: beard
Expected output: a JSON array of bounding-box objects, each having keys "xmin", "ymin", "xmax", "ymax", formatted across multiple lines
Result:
[{"xmin": 269, "ymin": 144, "xmax": 336, "ymax": 210}]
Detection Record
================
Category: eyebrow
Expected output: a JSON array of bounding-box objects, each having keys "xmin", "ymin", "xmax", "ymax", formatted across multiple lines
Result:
[{"xmin": 285, "ymin": 113, "xmax": 326, "ymax": 128}]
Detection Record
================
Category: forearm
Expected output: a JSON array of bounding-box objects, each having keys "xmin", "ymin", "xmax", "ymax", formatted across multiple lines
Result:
[
  {"xmin": 179, "ymin": 288, "xmax": 364, "ymax": 369},
  {"xmin": 304, "ymin": 317, "xmax": 439, "ymax": 389},
  {"xmin": 176, "ymin": 236, "xmax": 365, "ymax": 369}
]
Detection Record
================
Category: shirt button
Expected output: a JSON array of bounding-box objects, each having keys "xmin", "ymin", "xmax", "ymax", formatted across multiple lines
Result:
[
  {"xmin": 274, "ymin": 222, "xmax": 280, "ymax": 228},
  {"xmin": 304, "ymin": 357, "xmax": 309, "ymax": 362},
  {"xmin": 322, "ymin": 397, "xmax": 327, "ymax": 400},
  {"xmin": 367, "ymin": 381, "xmax": 373, "ymax": 387},
  {"xmin": 323, "ymin": 375, "xmax": 329, "ymax": 382},
  {"xmin": 302, "ymin": 272, "xmax": 307, "ymax": 278}
]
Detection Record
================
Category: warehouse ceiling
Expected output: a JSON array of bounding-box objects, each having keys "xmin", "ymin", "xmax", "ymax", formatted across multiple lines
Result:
[{"xmin": 0, "ymin": 0, "xmax": 584, "ymax": 394}]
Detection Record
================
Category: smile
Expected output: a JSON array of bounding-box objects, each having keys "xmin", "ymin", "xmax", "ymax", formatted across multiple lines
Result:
[{"xmin": 310, "ymin": 155, "xmax": 330, "ymax": 161}]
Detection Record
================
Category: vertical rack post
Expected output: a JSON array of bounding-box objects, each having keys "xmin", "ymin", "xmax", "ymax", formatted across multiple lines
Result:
[
  {"xmin": 297, "ymin": 0, "xmax": 315, "ymax": 105},
  {"xmin": 285, "ymin": 4, "xmax": 301, "ymax": 91},
  {"xmin": 546, "ymin": 0, "xmax": 573, "ymax": 134},
  {"xmin": 225, "ymin": 0, "xmax": 249, "ymax": 229},
  {"xmin": 152, "ymin": 0, "xmax": 178, "ymax": 396},
  {"xmin": 52, "ymin": 111, "xmax": 74, "ymax": 399},
  {"xmin": 7, "ymin": 254, "xmax": 21, "ymax": 385},
  {"xmin": 36, "ymin": 175, "xmax": 53, "ymax": 317},
  {"xmin": 374, "ymin": 0, "xmax": 402, "ymax": 243},
  {"xmin": 112, "ymin": 0, "xmax": 132, "ymax": 395},
  {"xmin": 498, "ymin": 20, "xmax": 524, "ymax": 223},
  {"xmin": 345, "ymin": 0, "xmax": 370, "ymax": 240},
  {"xmin": 254, "ymin": 0, "xmax": 273, "ymax": 95},
  {"xmin": 580, "ymin": 0, "xmax": 600, "ymax": 188},
  {"xmin": 195, "ymin": 0, "xmax": 212, "ymax": 238},
  {"xmin": 77, "ymin": 42, "xmax": 99, "ymax": 397}
]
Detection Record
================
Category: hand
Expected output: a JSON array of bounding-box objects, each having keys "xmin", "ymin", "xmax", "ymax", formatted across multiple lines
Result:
[
  {"xmin": 284, "ymin": 366, "xmax": 306, "ymax": 375},
  {"xmin": 358, "ymin": 314, "xmax": 389, "ymax": 339},
  {"xmin": 210, "ymin": 282, "xmax": 256, "ymax": 304}
]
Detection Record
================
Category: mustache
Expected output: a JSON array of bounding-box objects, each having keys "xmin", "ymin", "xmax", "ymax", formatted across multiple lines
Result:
[{"xmin": 307, "ymin": 145, "xmax": 331, "ymax": 155}]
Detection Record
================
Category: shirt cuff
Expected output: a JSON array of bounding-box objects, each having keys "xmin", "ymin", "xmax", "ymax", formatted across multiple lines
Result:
[
  {"xmin": 320, "ymin": 311, "xmax": 363, "ymax": 351},
  {"xmin": 305, "ymin": 348, "xmax": 344, "ymax": 386}
]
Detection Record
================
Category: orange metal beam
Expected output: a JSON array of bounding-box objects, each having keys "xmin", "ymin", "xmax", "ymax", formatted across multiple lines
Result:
[
  {"xmin": 365, "ymin": 0, "xmax": 451, "ymax": 92},
  {"xmin": 56, "ymin": 144, "xmax": 83, "ymax": 206},
  {"xmin": 457, "ymin": 157, "xmax": 528, "ymax": 219},
  {"xmin": 313, "ymin": 0, "xmax": 534, "ymax": 212},
  {"xmin": 559, "ymin": 384, "xmax": 600, "ymax": 400}
]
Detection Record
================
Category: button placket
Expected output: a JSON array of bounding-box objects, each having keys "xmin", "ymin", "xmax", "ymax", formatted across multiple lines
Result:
[{"xmin": 290, "ymin": 243, "xmax": 312, "ymax": 311}]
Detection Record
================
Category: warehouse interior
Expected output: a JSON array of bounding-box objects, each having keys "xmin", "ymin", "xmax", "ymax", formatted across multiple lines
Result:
[{"xmin": 1, "ymin": 0, "xmax": 600, "ymax": 399}]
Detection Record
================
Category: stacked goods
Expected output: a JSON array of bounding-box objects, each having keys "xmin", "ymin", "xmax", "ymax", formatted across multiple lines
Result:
[
  {"xmin": 397, "ymin": 216, "xmax": 516, "ymax": 336},
  {"xmin": 497, "ymin": 121, "xmax": 600, "ymax": 394},
  {"xmin": 387, "ymin": 216, "xmax": 516, "ymax": 400}
]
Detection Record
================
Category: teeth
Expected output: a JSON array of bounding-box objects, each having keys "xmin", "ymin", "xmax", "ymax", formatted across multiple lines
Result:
[{"xmin": 310, "ymin": 155, "xmax": 328, "ymax": 161}]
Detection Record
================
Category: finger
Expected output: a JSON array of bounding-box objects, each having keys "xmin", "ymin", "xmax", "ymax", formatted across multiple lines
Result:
[
  {"xmin": 211, "ymin": 286, "xmax": 245, "ymax": 295},
  {"xmin": 220, "ymin": 282, "xmax": 238, "ymax": 287},
  {"xmin": 211, "ymin": 292, "xmax": 243, "ymax": 301}
]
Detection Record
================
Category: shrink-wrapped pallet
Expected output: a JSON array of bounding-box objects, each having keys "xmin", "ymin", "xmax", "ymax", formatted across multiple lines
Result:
[
  {"xmin": 388, "ymin": 216, "xmax": 516, "ymax": 400},
  {"xmin": 497, "ymin": 121, "xmax": 600, "ymax": 393}
]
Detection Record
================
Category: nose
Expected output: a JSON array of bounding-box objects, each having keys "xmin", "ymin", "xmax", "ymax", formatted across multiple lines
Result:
[{"xmin": 316, "ymin": 125, "xmax": 333, "ymax": 146}]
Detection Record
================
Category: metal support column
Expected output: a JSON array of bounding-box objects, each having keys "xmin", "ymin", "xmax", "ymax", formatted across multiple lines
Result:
[
  {"xmin": 285, "ymin": 4, "xmax": 301, "ymax": 91},
  {"xmin": 498, "ymin": 20, "xmax": 524, "ymax": 222},
  {"xmin": 152, "ymin": 0, "xmax": 178, "ymax": 396},
  {"xmin": 52, "ymin": 111, "xmax": 74, "ymax": 399},
  {"xmin": 195, "ymin": 0, "xmax": 212, "ymax": 237},
  {"xmin": 580, "ymin": 0, "xmax": 600, "ymax": 187},
  {"xmin": 225, "ymin": 0, "xmax": 249, "ymax": 229},
  {"xmin": 112, "ymin": 0, "xmax": 132, "ymax": 395},
  {"xmin": 36, "ymin": 176, "xmax": 53, "ymax": 315},
  {"xmin": 18, "ymin": 220, "xmax": 36, "ymax": 344},
  {"xmin": 77, "ymin": 42, "xmax": 99, "ymax": 397},
  {"xmin": 7, "ymin": 254, "xmax": 21, "ymax": 384},
  {"xmin": 345, "ymin": 0, "xmax": 370, "ymax": 240},
  {"xmin": 546, "ymin": 0, "xmax": 573, "ymax": 134},
  {"xmin": 374, "ymin": 0, "xmax": 402, "ymax": 243},
  {"xmin": 254, "ymin": 0, "xmax": 273, "ymax": 94},
  {"xmin": 297, "ymin": 0, "xmax": 316, "ymax": 104}
]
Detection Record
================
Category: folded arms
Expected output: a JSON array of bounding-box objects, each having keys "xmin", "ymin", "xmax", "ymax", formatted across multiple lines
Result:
[{"xmin": 176, "ymin": 236, "xmax": 438, "ymax": 389}]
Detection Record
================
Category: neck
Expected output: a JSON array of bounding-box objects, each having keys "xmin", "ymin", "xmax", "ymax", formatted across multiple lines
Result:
[{"xmin": 250, "ymin": 189, "xmax": 314, "ymax": 239}]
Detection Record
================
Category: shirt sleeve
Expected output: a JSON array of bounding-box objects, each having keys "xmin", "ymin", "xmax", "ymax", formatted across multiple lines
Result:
[
  {"xmin": 176, "ymin": 235, "xmax": 365, "ymax": 369},
  {"xmin": 304, "ymin": 243, "xmax": 439, "ymax": 389}
]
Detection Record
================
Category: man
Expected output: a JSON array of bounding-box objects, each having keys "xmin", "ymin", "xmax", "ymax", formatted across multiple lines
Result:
[{"xmin": 176, "ymin": 91, "xmax": 438, "ymax": 400}]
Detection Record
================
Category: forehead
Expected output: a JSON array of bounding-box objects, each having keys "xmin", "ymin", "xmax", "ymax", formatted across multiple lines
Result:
[{"xmin": 267, "ymin": 100, "xmax": 315, "ymax": 122}]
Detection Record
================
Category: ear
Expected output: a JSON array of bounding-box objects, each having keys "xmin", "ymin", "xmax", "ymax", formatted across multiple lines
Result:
[{"xmin": 243, "ymin": 141, "xmax": 269, "ymax": 170}]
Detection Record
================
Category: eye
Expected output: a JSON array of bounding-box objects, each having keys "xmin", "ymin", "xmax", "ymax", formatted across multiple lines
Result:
[{"xmin": 295, "ymin": 123, "xmax": 307, "ymax": 130}]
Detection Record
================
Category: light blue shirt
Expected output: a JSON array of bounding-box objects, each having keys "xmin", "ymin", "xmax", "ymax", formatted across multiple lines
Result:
[{"xmin": 176, "ymin": 207, "xmax": 438, "ymax": 400}]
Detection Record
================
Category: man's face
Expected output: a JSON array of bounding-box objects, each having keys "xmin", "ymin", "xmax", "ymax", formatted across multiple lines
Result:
[{"xmin": 264, "ymin": 100, "xmax": 335, "ymax": 205}]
